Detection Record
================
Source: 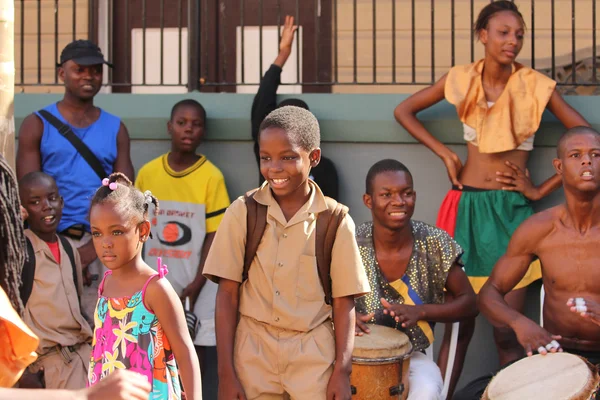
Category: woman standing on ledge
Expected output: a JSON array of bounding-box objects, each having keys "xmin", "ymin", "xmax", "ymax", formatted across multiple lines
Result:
[{"xmin": 394, "ymin": 1, "xmax": 589, "ymax": 397}]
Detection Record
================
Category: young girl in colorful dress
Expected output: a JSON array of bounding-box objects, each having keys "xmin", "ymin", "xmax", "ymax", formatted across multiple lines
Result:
[
  {"xmin": 394, "ymin": 1, "xmax": 589, "ymax": 397},
  {"xmin": 87, "ymin": 173, "xmax": 202, "ymax": 400}
]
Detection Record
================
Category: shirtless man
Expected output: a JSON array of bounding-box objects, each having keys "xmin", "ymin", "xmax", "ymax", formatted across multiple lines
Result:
[
  {"xmin": 479, "ymin": 125, "xmax": 600, "ymax": 359},
  {"xmin": 454, "ymin": 126, "xmax": 600, "ymax": 399}
]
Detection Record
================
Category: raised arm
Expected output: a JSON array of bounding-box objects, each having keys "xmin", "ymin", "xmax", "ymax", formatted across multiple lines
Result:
[
  {"xmin": 479, "ymin": 215, "xmax": 561, "ymax": 356},
  {"xmin": 251, "ymin": 15, "xmax": 298, "ymax": 141},
  {"xmin": 114, "ymin": 122, "xmax": 134, "ymax": 180},
  {"xmin": 394, "ymin": 74, "xmax": 464, "ymax": 189},
  {"xmin": 16, "ymin": 114, "xmax": 44, "ymax": 179}
]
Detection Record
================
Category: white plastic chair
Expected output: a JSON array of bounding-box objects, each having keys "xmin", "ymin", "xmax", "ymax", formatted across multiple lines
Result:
[
  {"xmin": 425, "ymin": 321, "xmax": 459, "ymax": 400},
  {"xmin": 540, "ymin": 284, "xmax": 545, "ymax": 327}
]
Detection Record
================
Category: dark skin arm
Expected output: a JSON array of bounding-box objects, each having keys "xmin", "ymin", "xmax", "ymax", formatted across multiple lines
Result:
[
  {"xmin": 327, "ymin": 296, "xmax": 356, "ymax": 400},
  {"xmin": 215, "ymin": 278, "xmax": 247, "ymax": 400},
  {"xmin": 114, "ymin": 122, "xmax": 134, "ymax": 180},
  {"xmin": 0, "ymin": 370, "xmax": 151, "ymax": 400},
  {"xmin": 181, "ymin": 232, "xmax": 215, "ymax": 306},
  {"xmin": 379, "ymin": 263, "xmax": 477, "ymax": 328},
  {"xmin": 393, "ymin": 74, "xmax": 465, "ymax": 189},
  {"xmin": 146, "ymin": 278, "xmax": 202, "ymax": 400},
  {"xmin": 495, "ymin": 90, "xmax": 590, "ymax": 201},
  {"xmin": 16, "ymin": 114, "xmax": 44, "ymax": 179},
  {"xmin": 479, "ymin": 216, "xmax": 562, "ymax": 356},
  {"xmin": 356, "ymin": 263, "xmax": 477, "ymax": 335}
]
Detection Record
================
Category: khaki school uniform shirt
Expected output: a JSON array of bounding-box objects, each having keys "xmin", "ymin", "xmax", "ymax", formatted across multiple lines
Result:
[
  {"xmin": 22, "ymin": 230, "xmax": 93, "ymax": 354},
  {"xmin": 204, "ymin": 181, "xmax": 370, "ymax": 332}
]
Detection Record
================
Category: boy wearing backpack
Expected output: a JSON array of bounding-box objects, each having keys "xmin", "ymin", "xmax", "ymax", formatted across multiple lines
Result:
[
  {"xmin": 204, "ymin": 106, "xmax": 370, "ymax": 400},
  {"xmin": 18, "ymin": 172, "xmax": 92, "ymax": 390}
]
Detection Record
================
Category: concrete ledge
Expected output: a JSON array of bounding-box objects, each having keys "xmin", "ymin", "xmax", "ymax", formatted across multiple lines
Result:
[{"xmin": 14, "ymin": 93, "xmax": 600, "ymax": 145}]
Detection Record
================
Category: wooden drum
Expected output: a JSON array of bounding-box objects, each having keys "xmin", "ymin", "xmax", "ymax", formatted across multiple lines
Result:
[
  {"xmin": 483, "ymin": 353, "xmax": 600, "ymax": 400},
  {"xmin": 351, "ymin": 324, "xmax": 413, "ymax": 400}
]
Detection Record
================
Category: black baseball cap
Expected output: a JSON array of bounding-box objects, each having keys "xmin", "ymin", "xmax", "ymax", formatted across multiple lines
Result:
[{"xmin": 57, "ymin": 40, "xmax": 113, "ymax": 68}]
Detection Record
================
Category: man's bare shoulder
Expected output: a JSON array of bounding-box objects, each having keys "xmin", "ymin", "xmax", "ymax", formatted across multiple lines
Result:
[{"xmin": 512, "ymin": 204, "xmax": 565, "ymax": 249}]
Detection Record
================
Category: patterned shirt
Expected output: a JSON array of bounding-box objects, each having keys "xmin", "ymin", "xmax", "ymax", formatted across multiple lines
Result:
[
  {"xmin": 354, "ymin": 221, "xmax": 464, "ymax": 351},
  {"xmin": 88, "ymin": 272, "xmax": 181, "ymax": 399}
]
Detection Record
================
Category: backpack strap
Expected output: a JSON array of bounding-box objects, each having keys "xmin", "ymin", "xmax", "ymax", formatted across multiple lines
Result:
[
  {"xmin": 38, "ymin": 109, "xmax": 108, "ymax": 181},
  {"xmin": 58, "ymin": 235, "xmax": 80, "ymax": 297},
  {"xmin": 20, "ymin": 237, "xmax": 36, "ymax": 307},
  {"xmin": 243, "ymin": 191, "xmax": 268, "ymax": 282},
  {"xmin": 315, "ymin": 197, "xmax": 349, "ymax": 305}
]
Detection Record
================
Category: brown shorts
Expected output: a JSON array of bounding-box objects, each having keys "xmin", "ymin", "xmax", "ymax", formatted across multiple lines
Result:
[{"xmin": 234, "ymin": 316, "xmax": 335, "ymax": 400}]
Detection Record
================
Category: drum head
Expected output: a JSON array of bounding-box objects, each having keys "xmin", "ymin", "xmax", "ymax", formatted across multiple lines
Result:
[
  {"xmin": 353, "ymin": 324, "xmax": 412, "ymax": 361},
  {"xmin": 484, "ymin": 353, "xmax": 599, "ymax": 400}
]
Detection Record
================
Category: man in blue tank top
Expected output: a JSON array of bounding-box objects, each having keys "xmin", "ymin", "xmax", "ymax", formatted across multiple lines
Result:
[{"xmin": 16, "ymin": 40, "xmax": 134, "ymax": 322}]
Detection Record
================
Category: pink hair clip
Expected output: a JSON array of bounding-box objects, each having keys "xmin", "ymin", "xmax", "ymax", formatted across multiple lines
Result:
[
  {"xmin": 157, "ymin": 257, "xmax": 169, "ymax": 278},
  {"xmin": 102, "ymin": 178, "xmax": 117, "ymax": 191}
]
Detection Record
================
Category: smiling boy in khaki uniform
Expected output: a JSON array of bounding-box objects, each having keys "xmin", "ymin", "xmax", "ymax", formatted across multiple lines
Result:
[{"xmin": 204, "ymin": 106, "xmax": 370, "ymax": 400}]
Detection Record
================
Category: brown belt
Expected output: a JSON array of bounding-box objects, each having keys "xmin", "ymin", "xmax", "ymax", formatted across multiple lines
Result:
[
  {"xmin": 60, "ymin": 224, "xmax": 86, "ymax": 240},
  {"xmin": 34, "ymin": 342, "xmax": 84, "ymax": 365}
]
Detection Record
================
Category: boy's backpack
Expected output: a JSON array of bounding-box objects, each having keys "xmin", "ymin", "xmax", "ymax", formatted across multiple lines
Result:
[
  {"xmin": 243, "ymin": 190, "xmax": 348, "ymax": 305},
  {"xmin": 20, "ymin": 235, "xmax": 79, "ymax": 307}
]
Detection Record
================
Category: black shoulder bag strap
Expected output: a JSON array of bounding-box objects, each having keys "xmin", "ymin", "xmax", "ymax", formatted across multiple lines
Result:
[
  {"xmin": 57, "ymin": 235, "xmax": 79, "ymax": 298},
  {"xmin": 38, "ymin": 109, "xmax": 107, "ymax": 181},
  {"xmin": 20, "ymin": 237, "xmax": 36, "ymax": 307}
]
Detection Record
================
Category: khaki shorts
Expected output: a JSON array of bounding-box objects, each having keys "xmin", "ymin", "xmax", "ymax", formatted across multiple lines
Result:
[
  {"xmin": 234, "ymin": 316, "xmax": 335, "ymax": 400},
  {"xmin": 30, "ymin": 342, "xmax": 91, "ymax": 390}
]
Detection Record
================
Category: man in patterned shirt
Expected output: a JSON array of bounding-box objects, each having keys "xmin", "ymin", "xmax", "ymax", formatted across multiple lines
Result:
[{"xmin": 354, "ymin": 159, "xmax": 477, "ymax": 400}]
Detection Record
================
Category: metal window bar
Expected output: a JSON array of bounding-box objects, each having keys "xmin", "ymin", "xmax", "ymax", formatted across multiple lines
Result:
[
  {"xmin": 430, "ymin": 0, "xmax": 435, "ymax": 83},
  {"xmin": 20, "ymin": 0, "xmax": 24, "ymax": 85},
  {"xmin": 391, "ymin": 0, "xmax": 396, "ymax": 83},
  {"xmin": 316, "ymin": 0, "xmax": 320, "ymax": 83},
  {"xmin": 295, "ymin": 0, "xmax": 300, "ymax": 84},
  {"xmin": 160, "ymin": 0, "xmax": 164, "ymax": 86},
  {"xmin": 108, "ymin": 0, "xmax": 113, "ymax": 85},
  {"xmin": 37, "ymin": 0, "xmax": 41, "ymax": 84},
  {"xmin": 372, "ymin": 0, "xmax": 376, "ymax": 83},
  {"xmin": 72, "ymin": 0, "xmax": 76, "ymax": 41},
  {"xmin": 240, "ymin": 0, "xmax": 245, "ymax": 84},
  {"xmin": 531, "ymin": 0, "xmax": 535, "ymax": 70},
  {"xmin": 125, "ymin": 0, "xmax": 130, "ymax": 84},
  {"xmin": 451, "ymin": 0, "xmax": 455, "ymax": 67},
  {"xmin": 142, "ymin": 0, "xmax": 147, "ymax": 85},
  {"xmin": 259, "ymin": 0, "xmax": 263, "ymax": 83},
  {"xmin": 15, "ymin": 0, "xmax": 600, "ymax": 90},
  {"xmin": 178, "ymin": 0, "xmax": 183, "ymax": 85},
  {"xmin": 334, "ymin": 0, "xmax": 338, "ymax": 83},
  {"xmin": 353, "ymin": 0, "xmax": 357, "ymax": 83},
  {"xmin": 571, "ymin": 0, "xmax": 576, "ymax": 84},
  {"xmin": 54, "ymin": 0, "xmax": 58, "ymax": 83},
  {"xmin": 594, "ymin": 0, "xmax": 597, "ymax": 83},
  {"xmin": 411, "ymin": 0, "xmax": 416, "ymax": 83}
]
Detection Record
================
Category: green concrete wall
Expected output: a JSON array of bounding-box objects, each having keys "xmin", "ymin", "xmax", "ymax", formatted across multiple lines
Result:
[
  {"xmin": 16, "ymin": 93, "xmax": 599, "ymax": 144},
  {"xmin": 15, "ymin": 92, "xmax": 594, "ymax": 391}
]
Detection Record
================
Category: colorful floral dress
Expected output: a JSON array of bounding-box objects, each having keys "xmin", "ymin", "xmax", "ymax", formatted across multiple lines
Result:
[{"xmin": 88, "ymin": 265, "xmax": 181, "ymax": 399}]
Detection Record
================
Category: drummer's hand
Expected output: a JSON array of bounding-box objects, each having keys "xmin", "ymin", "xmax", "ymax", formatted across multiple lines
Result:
[
  {"xmin": 567, "ymin": 297, "xmax": 600, "ymax": 327},
  {"xmin": 326, "ymin": 368, "xmax": 352, "ymax": 400},
  {"xmin": 380, "ymin": 299, "xmax": 422, "ymax": 328},
  {"xmin": 355, "ymin": 312, "xmax": 375, "ymax": 336},
  {"xmin": 513, "ymin": 317, "xmax": 562, "ymax": 357}
]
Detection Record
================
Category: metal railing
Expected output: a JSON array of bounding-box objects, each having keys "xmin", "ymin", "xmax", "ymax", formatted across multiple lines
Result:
[{"xmin": 15, "ymin": 0, "xmax": 600, "ymax": 93}]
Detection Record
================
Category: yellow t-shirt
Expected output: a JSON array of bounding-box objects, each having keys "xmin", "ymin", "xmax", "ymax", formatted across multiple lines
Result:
[{"xmin": 135, "ymin": 153, "xmax": 230, "ymax": 345}]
